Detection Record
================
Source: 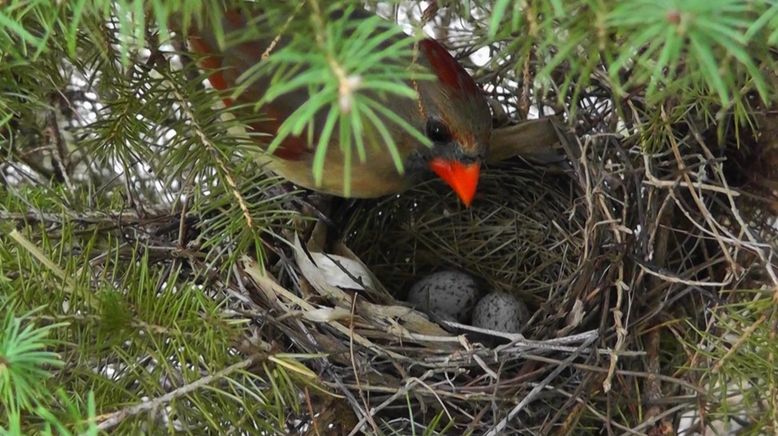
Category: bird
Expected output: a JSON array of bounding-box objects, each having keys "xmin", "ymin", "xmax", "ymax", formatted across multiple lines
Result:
[{"xmin": 179, "ymin": 8, "xmax": 492, "ymax": 207}]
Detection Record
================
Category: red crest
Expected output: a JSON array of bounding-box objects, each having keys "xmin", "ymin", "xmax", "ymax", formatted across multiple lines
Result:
[{"xmin": 419, "ymin": 39, "xmax": 481, "ymax": 96}]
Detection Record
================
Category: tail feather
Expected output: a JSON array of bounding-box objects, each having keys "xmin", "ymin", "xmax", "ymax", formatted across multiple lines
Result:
[{"xmin": 488, "ymin": 118, "xmax": 566, "ymax": 164}]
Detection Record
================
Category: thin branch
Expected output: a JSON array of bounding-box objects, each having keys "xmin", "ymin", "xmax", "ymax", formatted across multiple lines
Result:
[
  {"xmin": 96, "ymin": 353, "xmax": 265, "ymax": 431},
  {"xmin": 484, "ymin": 335, "xmax": 597, "ymax": 436}
]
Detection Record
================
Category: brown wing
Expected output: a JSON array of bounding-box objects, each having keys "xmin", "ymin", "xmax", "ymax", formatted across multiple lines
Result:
[{"xmin": 185, "ymin": 12, "xmax": 311, "ymax": 161}]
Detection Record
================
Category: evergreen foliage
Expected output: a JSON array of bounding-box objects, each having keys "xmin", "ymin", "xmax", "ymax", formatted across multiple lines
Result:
[{"xmin": 1, "ymin": 0, "xmax": 777, "ymax": 433}]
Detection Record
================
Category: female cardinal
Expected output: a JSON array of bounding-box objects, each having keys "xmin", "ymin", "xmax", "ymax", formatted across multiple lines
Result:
[{"xmin": 182, "ymin": 8, "xmax": 492, "ymax": 206}]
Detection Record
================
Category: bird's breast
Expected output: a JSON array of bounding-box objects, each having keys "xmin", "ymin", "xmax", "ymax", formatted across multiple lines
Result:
[{"xmin": 269, "ymin": 151, "xmax": 413, "ymax": 198}]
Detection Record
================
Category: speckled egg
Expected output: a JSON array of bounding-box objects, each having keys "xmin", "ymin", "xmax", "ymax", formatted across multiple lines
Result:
[
  {"xmin": 406, "ymin": 270, "xmax": 481, "ymax": 322},
  {"xmin": 472, "ymin": 292, "xmax": 529, "ymax": 333}
]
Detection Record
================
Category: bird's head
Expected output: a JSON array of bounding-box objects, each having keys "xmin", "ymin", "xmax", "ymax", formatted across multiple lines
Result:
[{"xmin": 406, "ymin": 39, "xmax": 492, "ymax": 207}]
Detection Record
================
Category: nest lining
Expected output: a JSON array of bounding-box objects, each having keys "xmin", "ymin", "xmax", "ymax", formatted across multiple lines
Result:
[{"xmin": 341, "ymin": 163, "xmax": 587, "ymax": 339}]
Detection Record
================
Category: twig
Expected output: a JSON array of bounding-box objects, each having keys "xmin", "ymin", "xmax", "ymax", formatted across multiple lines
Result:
[
  {"xmin": 603, "ymin": 279, "xmax": 627, "ymax": 393},
  {"xmin": 170, "ymin": 86, "xmax": 254, "ymax": 229},
  {"xmin": 518, "ymin": 48, "xmax": 532, "ymax": 120},
  {"xmin": 96, "ymin": 353, "xmax": 264, "ymax": 431},
  {"xmin": 643, "ymin": 173, "xmax": 740, "ymax": 196},
  {"xmin": 636, "ymin": 262, "xmax": 731, "ymax": 287},
  {"xmin": 712, "ymin": 312, "xmax": 768, "ymax": 373},
  {"xmin": 623, "ymin": 404, "xmax": 689, "ymax": 436},
  {"xmin": 436, "ymin": 324, "xmax": 630, "ymax": 357},
  {"xmin": 522, "ymin": 354, "xmax": 706, "ymax": 395},
  {"xmin": 484, "ymin": 335, "xmax": 597, "ymax": 436},
  {"xmin": 421, "ymin": 0, "xmax": 439, "ymax": 24},
  {"xmin": 0, "ymin": 209, "xmax": 177, "ymax": 225},
  {"xmin": 661, "ymin": 107, "xmax": 737, "ymax": 271},
  {"xmin": 45, "ymin": 110, "xmax": 74, "ymax": 191},
  {"xmin": 304, "ymin": 387, "xmax": 322, "ymax": 436},
  {"xmin": 643, "ymin": 325, "xmax": 663, "ymax": 426},
  {"xmin": 348, "ymin": 372, "xmax": 430, "ymax": 435},
  {"xmin": 347, "ymin": 292, "xmax": 380, "ymax": 435},
  {"xmin": 260, "ymin": 3, "xmax": 304, "ymax": 61},
  {"xmin": 546, "ymin": 384, "xmax": 644, "ymax": 435},
  {"xmin": 686, "ymin": 122, "xmax": 778, "ymax": 291}
]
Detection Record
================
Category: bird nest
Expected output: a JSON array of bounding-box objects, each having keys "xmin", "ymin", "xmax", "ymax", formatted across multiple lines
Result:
[
  {"xmin": 239, "ymin": 118, "xmax": 778, "ymax": 434},
  {"xmin": 343, "ymin": 163, "xmax": 585, "ymax": 338}
]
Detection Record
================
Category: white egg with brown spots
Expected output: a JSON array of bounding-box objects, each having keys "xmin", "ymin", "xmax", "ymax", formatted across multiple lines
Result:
[
  {"xmin": 472, "ymin": 292, "xmax": 528, "ymax": 333},
  {"xmin": 406, "ymin": 270, "xmax": 480, "ymax": 322}
]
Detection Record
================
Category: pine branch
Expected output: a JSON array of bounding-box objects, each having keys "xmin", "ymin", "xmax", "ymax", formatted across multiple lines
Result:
[{"xmin": 96, "ymin": 353, "xmax": 266, "ymax": 431}]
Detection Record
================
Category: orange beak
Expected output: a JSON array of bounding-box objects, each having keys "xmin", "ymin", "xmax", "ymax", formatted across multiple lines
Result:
[{"xmin": 429, "ymin": 158, "xmax": 480, "ymax": 207}]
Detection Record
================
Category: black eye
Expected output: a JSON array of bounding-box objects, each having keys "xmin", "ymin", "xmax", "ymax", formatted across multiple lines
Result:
[{"xmin": 425, "ymin": 119, "xmax": 452, "ymax": 143}]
